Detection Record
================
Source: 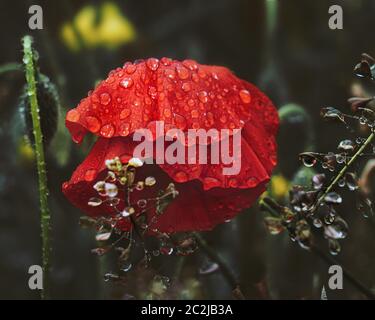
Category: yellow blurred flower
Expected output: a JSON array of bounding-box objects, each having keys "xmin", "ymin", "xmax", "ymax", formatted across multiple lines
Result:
[
  {"xmin": 61, "ymin": 2, "xmax": 136, "ymax": 51},
  {"xmin": 267, "ymin": 173, "xmax": 291, "ymax": 200},
  {"xmin": 18, "ymin": 136, "xmax": 35, "ymax": 164}
]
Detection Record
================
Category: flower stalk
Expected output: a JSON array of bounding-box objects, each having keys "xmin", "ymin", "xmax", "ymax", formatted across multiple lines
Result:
[
  {"xmin": 314, "ymin": 132, "xmax": 375, "ymax": 211},
  {"xmin": 22, "ymin": 35, "xmax": 51, "ymax": 299}
]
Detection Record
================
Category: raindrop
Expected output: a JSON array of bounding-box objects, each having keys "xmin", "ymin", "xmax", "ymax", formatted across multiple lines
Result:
[
  {"xmin": 338, "ymin": 139, "xmax": 354, "ymax": 152},
  {"xmin": 203, "ymin": 177, "xmax": 221, "ymax": 189},
  {"xmin": 338, "ymin": 178, "xmax": 346, "ymax": 187},
  {"xmin": 247, "ymin": 177, "xmax": 258, "ymax": 187},
  {"xmin": 120, "ymin": 77, "xmax": 133, "ymax": 89},
  {"xmin": 66, "ymin": 109, "xmax": 80, "ymax": 123},
  {"xmin": 345, "ymin": 172, "xmax": 358, "ymax": 191},
  {"xmin": 324, "ymin": 217, "xmax": 348, "ymax": 239},
  {"xmin": 137, "ymin": 199, "xmax": 147, "ymax": 208},
  {"xmin": 324, "ymin": 213, "xmax": 335, "ymax": 225},
  {"xmin": 300, "ymin": 153, "xmax": 317, "ymax": 167},
  {"xmin": 176, "ymin": 65, "xmax": 190, "ymax": 79},
  {"xmin": 100, "ymin": 92, "xmax": 111, "ymax": 106},
  {"xmin": 84, "ymin": 169, "xmax": 97, "ymax": 182},
  {"xmin": 199, "ymin": 261, "xmax": 219, "ymax": 275},
  {"xmin": 146, "ymin": 58, "xmax": 159, "ymax": 71},
  {"xmin": 313, "ymin": 218, "xmax": 323, "ymax": 228},
  {"xmin": 86, "ymin": 116, "xmax": 101, "ymax": 133},
  {"xmin": 125, "ymin": 63, "xmax": 137, "ymax": 74},
  {"xmin": 100, "ymin": 124, "xmax": 115, "ymax": 138},
  {"xmin": 174, "ymin": 171, "xmax": 188, "ymax": 183},
  {"xmin": 354, "ymin": 60, "xmax": 373, "ymax": 79},
  {"xmin": 121, "ymin": 262, "xmax": 132, "ymax": 273},
  {"xmin": 320, "ymin": 107, "xmax": 345, "ymax": 123},
  {"xmin": 153, "ymin": 250, "xmax": 160, "ymax": 256},
  {"xmin": 104, "ymin": 273, "xmax": 119, "ymax": 282},
  {"xmin": 136, "ymin": 181, "xmax": 145, "ymax": 191},
  {"xmin": 239, "ymin": 89, "xmax": 251, "ymax": 104},
  {"xmin": 336, "ymin": 154, "xmax": 345, "ymax": 164},
  {"xmin": 181, "ymin": 82, "xmax": 191, "ymax": 92},
  {"xmin": 198, "ymin": 91, "xmax": 208, "ymax": 103},
  {"xmin": 182, "ymin": 59, "xmax": 198, "ymax": 71},
  {"xmin": 145, "ymin": 176, "xmax": 156, "ymax": 186},
  {"xmin": 93, "ymin": 181, "xmax": 105, "ymax": 192},
  {"xmin": 359, "ymin": 116, "xmax": 367, "ymax": 125},
  {"xmin": 106, "ymin": 197, "xmax": 120, "ymax": 207},
  {"xmin": 191, "ymin": 109, "xmax": 199, "ymax": 118},
  {"xmin": 160, "ymin": 246, "xmax": 174, "ymax": 255},
  {"xmin": 121, "ymin": 207, "xmax": 135, "ymax": 217},
  {"xmin": 324, "ymin": 192, "xmax": 342, "ymax": 204},
  {"xmin": 88, "ymin": 197, "xmax": 102, "ymax": 207},
  {"xmin": 119, "ymin": 123, "xmax": 130, "ymax": 137},
  {"xmin": 312, "ymin": 174, "xmax": 325, "ymax": 190},
  {"xmin": 96, "ymin": 231, "xmax": 112, "ymax": 242},
  {"xmin": 328, "ymin": 239, "xmax": 341, "ymax": 255},
  {"xmin": 104, "ymin": 183, "xmax": 118, "ymax": 198}
]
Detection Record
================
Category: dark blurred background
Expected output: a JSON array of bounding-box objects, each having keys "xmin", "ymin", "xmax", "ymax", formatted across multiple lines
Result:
[{"xmin": 1, "ymin": 0, "xmax": 375, "ymax": 299}]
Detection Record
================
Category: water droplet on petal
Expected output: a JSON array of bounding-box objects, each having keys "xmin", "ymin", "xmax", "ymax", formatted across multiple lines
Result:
[
  {"xmin": 182, "ymin": 59, "xmax": 198, "ymax": 71},
  {"xmin": 120, "ymin": 108, "xmax": 131, "ymax": 119},
  {"xmin": 120, "ymin": 77, "xmax": 133, "ymax": 89},
  {"xmin": 118, "ymin": 123, "xmax": 130, "ymax": 136},
  {"xmin": 228, "ymin": 178, "xmax": 238, "ymax": 188},
  {"xmin": 100, "ymin": 93, "xmax": 111, "ymax": 106},
  {"xmin": 203, "ymin": 177, "xmax": 221, "ymax": 189},
  {"xmin": 125, "ymin": 63, "xmax": 137, "ymax": 74},
  {"xmin": 176, "ymin": 65, "xmax": 189, "ymax": 79},
  {"xmin": 191, "ymin": 109, "xmax": 199, "ymax": 118},
  {"xmin": 182, "ymin": 82, "xmax": 191, "ymax": 92},
  {"xmin": 165, "ymin": 69, "xmax": 175, "ymax": 79},
  {"xmin": 100, "ymin": 124, "xmax": 115, "ymax": 138},
  {"xmin": 174, "ymin": 114, "xmax": 187, "ymax": 130},
  {"xmin": 66, "ymin": 109, "xmax": 80, "ymax": 122},
  {"xmin": 239, "ymin": 89, "xmax": 251, "ymax": 103},
  {"xmin": 246, "ymin": 177, "xmax": 258, "ymax": 187},
  {"xmin": 174, "ymin": 171, "xmax": 188, "ymax": 183},
  {"xmin": 84, "ymin": 169, "xmax": 97, "ymax": 182},
  {"xmin": 198, "ymin": 91, "xmax": 208, "ymax": 103},
  {"xmin": 146, "ymin": 58, "xmax": 159, "ymax": 71},
  {"xmin": 86, "ymin": 116, "xmax": 101, "ymax": 133}
]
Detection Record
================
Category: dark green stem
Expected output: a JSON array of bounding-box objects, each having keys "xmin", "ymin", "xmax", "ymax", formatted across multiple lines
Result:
[
  {"xmin": 314, "ymin": 132, "xmax": 375, "ymax": 211},
  {"xmin": 22, "ymin": 35, "xmax": 51, "ymax": 300},
  {"xmin": 0, "ymin": 62, "xmax": 22, "ymax": 75},
  {"xmin": 194, "ymin": 232, "xmax": 245, "ymax": 299}
]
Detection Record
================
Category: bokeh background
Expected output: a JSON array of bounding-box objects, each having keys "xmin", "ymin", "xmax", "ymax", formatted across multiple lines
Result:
[{"xmin": 1, "ymin": 0, "xmax": 375, "ymax": 299}]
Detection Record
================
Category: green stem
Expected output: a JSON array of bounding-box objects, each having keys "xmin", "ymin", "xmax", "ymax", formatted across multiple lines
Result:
[
  {"xmin": 22, "ymin": 35, "xmax": 51, "ymax": 300},
  {"xmin": 314, "ymin": 132, "xmax": 375, "ymax": 210},
  {"xmin": 193, "ymin": 232, "xmax": 245, "ymax": 300},
  {"xmin": 0, "ymin": 62, "xmax": 22, "ymax": 75}
]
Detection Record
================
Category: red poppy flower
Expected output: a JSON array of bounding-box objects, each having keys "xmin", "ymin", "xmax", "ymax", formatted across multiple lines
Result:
[{"xmin": 63, "ymin": 58, "xmax": 278, "ymax": 233}]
